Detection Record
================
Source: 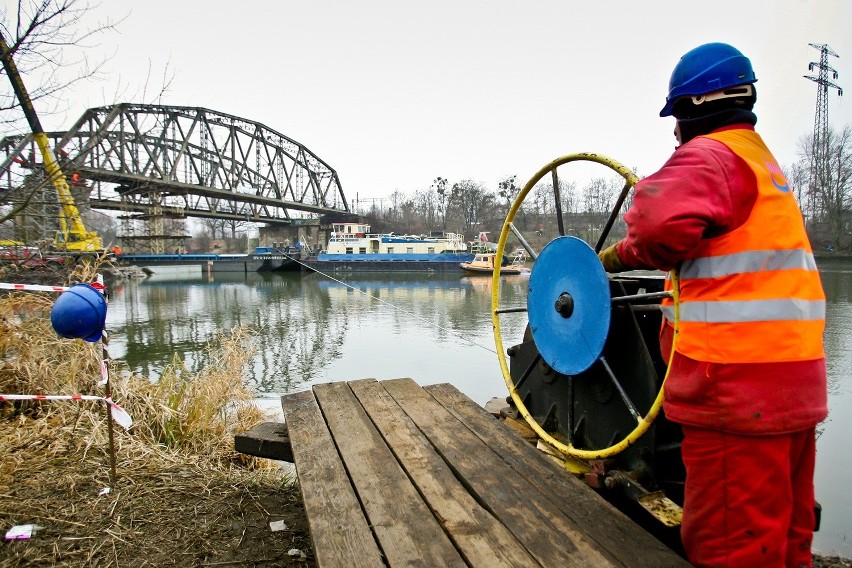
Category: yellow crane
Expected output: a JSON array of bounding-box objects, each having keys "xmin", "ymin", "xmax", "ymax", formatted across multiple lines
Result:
[{"xmin": 0, "ymin": 32, "xmax": 103, "ymax": 253}]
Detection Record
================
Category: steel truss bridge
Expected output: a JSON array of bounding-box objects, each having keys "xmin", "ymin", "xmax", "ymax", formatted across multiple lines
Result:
[{"xmin": 0, "ymin": 104, "xmax": 351, "ymax": 231}]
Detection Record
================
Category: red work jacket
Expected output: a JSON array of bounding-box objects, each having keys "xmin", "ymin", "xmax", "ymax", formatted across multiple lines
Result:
[{"xmin": 617, "ymin": 125, "xmax": 827, "ymax": 434}]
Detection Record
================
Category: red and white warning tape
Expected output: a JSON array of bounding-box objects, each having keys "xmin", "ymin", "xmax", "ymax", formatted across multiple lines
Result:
[
  {"xmin": 0, "ymin": 394, "xmax": 132, "ymax": 429},
  {"xmin": 0, "ymin": 282, "xmax": 69, "ymax": 293},
  {"xmin": 0, "ymin": 281, "xmax": 105, "ymax": 293},
  {"xmin": 0, "ymin": 280, "xmax": 125, "ymax": 427}
]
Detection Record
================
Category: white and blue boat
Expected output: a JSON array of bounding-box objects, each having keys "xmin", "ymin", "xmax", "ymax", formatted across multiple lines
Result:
[{"xmin": 303, "ymin": 222, "xmax": 475, "ymax": 272}]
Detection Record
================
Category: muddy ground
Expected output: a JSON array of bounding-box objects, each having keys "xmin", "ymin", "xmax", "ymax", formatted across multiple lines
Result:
[
  {"xmin": 3, "ymin": 453, "xmax": 848, "ymax": 567},
  {"xmin": 1, "ymin": 457, "xmax": 316, "ymax": 567}
]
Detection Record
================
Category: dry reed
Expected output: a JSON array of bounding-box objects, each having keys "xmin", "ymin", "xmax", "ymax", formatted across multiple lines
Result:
[{"xmin": 0, "ymin": 271, "xmax": 310, "ymax": 567}]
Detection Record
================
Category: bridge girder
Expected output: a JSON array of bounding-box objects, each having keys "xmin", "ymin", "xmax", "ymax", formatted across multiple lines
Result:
[{"xmin": 0, "ymin": 103, "xmax": 352, "ymax": 226}]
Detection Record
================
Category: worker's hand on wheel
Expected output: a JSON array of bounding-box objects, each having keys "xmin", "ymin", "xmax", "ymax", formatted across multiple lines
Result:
[{"xmin": 598, "ymin": 243, "xmax": 625, "ymax": 273}]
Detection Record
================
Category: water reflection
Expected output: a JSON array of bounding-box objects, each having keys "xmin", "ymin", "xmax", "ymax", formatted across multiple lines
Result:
[
  {"xmin": 819, "ymin": 261, "xmax": 852, "ymax": 398},
  {"xmin": 812, "ymin": 259, "xmax": 852, "ymax": 557},
  {"xmin": 106, "ymin": 271, "xmax": 530, "ymax": 397}
]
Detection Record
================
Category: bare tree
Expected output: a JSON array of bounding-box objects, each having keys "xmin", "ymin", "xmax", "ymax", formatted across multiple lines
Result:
[
  {"xmin": 582, "ymin": 177, "xmax": 621, "ymax": 215},
  {"xmin": 527, "ymin": 178, "xmax": 577, "ymax": 237},
  {"xmin": 225, "ymin": 219, "xmax": 249, "ymax": 240},
  {"xmin": 0, "ymin": 0, "xmax": 121, "ymax": 129},
  {"xmin": 199, "ymin": 218, "xmax": 226, "ymax": 240},
  {"xmin": 431, "ymin": 176, "xmax": 448, "ymax": 230},
  {"xmin": 447, "ymin": 179, "xmax": 495, "ymax": 235},
  {"xmin": 0, "ymin": 1, "xmax": 131, "ymax": 248},
  {"xmin": 783, "ymin": 160, "xmax": 811, "ymax": 214},
  {"xmin": 412, "ymin": 187, "xmax": 439, "ymax": 229},
  {"xmin": 386, "ymin": 189, "xmax": 405, "ymax": 226},
  {"xmin": 497, "ymin": 174, "xmax": 519, "ymax": 209},
  {"xmin": 398, "ymin": 197, "xmax": 418, "ymax": 234},
  {"xmin": 798, "ymin": 125, "xmax": 852, "ymax": 250}
]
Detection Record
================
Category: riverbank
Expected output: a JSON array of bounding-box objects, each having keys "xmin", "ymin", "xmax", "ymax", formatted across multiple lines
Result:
[
  {"xmin": 0, "ymin": 279, "xmax": 314, "ymax": 566},
  {"xmin": 1, "ymin": 442, "xmax": 314, "ymax": 567}
]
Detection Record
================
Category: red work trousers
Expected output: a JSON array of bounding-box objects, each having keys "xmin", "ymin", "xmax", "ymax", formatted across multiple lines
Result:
[{"xmin": 680, "ymin": 425, "xmax": 817, "ymax": 568}]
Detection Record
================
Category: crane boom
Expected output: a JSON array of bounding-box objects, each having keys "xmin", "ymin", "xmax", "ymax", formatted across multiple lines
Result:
[{"xmin": 0, "ymin": 32, "xmax": 102, "ymax": 252}]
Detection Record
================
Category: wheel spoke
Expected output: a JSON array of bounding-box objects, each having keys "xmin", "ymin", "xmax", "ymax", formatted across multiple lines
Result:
[
  {"xmin": 513, "ymin": 352, "xmax": 542, "ymax": 392},
  {"xmin": 507, "ymin": 222, "xmax": 538, "ymax": 261},
  {"xmin": 611, "ymin": 291, "xmax": 672, "ymax": 304},
  {"xmin": 598, "ymin": 356, "xmax": 642, "ymax": 423},
  {"xmin": 595, "ymin": 179, "xmax": 634, "ymax": 252},
  {"xmin": 552, "ymin": 168, "xmax": 566, "ymax": 236},
  {"xmin": 495, "ymin": 306, "xmax": 528, "ymax": 314}
]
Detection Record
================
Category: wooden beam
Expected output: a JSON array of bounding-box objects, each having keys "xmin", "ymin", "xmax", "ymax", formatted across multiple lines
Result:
[
  {"xmin": 382, "ymin": 378, "xmax": 614, "ymax": 567},
  {"xmin": 313, "ymin": 381, "xmax": 465, "ymax": 567},
  {"xmin": 233, "ymin": 421, "xmax": 293, "ymax": 462},
  {"xmin": 424, "ymin": 382, "xmax": 688, "ymax": 568},
  {"xmin": 349, "ymin": 378, "xmax": 538, "ymax": 567},
  {"xmin": 280, "ymin": 390, "xmax": 383, "ymax": 568}
]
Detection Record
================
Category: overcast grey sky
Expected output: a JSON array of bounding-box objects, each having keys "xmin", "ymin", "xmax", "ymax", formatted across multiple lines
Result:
[{"xmin": 19, "ymin": 0, "xmax": 852, "ymax": 200}]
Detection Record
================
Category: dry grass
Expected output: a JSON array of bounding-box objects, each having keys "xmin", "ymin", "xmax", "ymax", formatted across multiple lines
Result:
[{"xmin": 0, "ymin": 269, "xmax": 313, "ymax": 567}]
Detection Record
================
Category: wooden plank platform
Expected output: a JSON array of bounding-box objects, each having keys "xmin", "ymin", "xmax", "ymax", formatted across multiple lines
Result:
[{"xmin": 281, "ymin": 378, "xmax": 690, "ymax": 568}]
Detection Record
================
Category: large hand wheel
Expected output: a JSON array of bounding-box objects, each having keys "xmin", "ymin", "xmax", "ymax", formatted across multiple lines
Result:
[{"xmin": 491, "ymin": 153, "xmax": 673, "ymax": 461}]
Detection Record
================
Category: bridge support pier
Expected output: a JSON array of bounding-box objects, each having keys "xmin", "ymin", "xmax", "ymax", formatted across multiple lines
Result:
[{"xmin": 259, "ymin": 221, "xmax": 326, "ymax": 253}]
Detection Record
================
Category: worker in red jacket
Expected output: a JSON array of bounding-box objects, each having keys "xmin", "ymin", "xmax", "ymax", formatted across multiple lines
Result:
[{"xmin": 598, "ymin": 43, "xmax": 827, "ymax": 568}]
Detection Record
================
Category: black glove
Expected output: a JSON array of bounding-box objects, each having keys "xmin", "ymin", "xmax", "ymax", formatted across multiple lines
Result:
[{"xmin": 598, "ymin": 243, "xmax": 625, "ymax": 273}]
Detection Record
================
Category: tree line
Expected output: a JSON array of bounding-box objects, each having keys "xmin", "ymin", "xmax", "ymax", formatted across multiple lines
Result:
[
  {"xmin": 351, "ymin": 126, "xmax": 852, "ymax": 253},
  {"xmin": 788, "ymin": 125, "xmax": 852, "ymax": 252},
  {"xmin": 350, "ymin": 172, "xmax": 636, "ymax": 249}
]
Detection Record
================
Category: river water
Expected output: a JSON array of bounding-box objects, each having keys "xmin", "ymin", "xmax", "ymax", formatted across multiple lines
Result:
[{"xmin": 104, "ymin": 261, "xmax": 852, "ymax": 558}]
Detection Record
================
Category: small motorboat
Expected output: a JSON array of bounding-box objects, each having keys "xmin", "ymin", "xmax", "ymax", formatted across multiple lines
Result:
[{"xmin": 460, "ymin": 250, "xmax": 530, "ymax": 276}]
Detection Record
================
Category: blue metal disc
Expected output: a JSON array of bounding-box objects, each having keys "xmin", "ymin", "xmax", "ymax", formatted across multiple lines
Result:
[{"xmin": 527, "ymin": 236, "xmax": 610, "ymax": 375}]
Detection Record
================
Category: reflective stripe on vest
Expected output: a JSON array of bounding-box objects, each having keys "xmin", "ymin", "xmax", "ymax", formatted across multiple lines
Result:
[
  {"xmin": 660, "ymin": 129, "xmax": 825, "ymax": 363},
  {"xmin": 661, "ymin": 298, "xmax": 825, "ymax": 323},
  {"xmin": 679, "ymin": 249, "xmax": 818, "ymax": 280}
]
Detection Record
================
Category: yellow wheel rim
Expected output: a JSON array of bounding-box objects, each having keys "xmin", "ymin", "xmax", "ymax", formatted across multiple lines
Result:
[{"xmin": 491, "ymin": 153, "xmax": 673, "ymax": 461}]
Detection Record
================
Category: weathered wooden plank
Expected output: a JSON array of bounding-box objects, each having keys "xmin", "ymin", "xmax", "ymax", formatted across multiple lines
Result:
[
  {"xmin": 348, "ymin": 378, "xmax": 541, "ymax": 567},
  {"xmin": 424, "ymin": 382, "xmax": 691, "ymax": 568},
  {"xmin": 502, "ymin": 415, "xmax": 540, "ymax": 445},
  {"xmin": 313, "ymin": 381, "xmax": 466, "ymax": 567},
  {"xmin": 280, "ymin": 390, "xmax": 383, "ymax": 568},
  {"xmin": 382, "ymin": 378, "xmax": 619, "ymax": 568},
  {"xmin": 233, "ymin": 421, "xmax": 294, "ymax": 462}
]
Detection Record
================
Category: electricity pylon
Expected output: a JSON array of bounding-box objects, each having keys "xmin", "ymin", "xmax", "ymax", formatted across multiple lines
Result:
[{"xmin": 803, "ymin": 43, "xmax": 843, "ymax": 222}]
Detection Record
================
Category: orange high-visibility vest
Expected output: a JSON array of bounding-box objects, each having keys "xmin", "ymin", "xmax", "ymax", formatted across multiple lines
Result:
[{"xmin": 661, "ymin": 129, "xmax": 825, "ymax": 363}]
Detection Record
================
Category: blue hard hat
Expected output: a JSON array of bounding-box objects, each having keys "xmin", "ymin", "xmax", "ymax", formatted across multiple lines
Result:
[
  {"xmin": 50, "ymin": 283, "xmax": 107, "ymax": 342},
  {"xmin": 660, "ymin": 43, "xmax": 757, "ymax": 117}
]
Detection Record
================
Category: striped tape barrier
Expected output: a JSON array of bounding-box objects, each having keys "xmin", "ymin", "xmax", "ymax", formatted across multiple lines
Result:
[
  {"xmin": 0, "ymin": 281, "xmax": 105, "ymax": 293},
  {"xmin": 0, "ymin": 282, "xmax": 69, "ymax": 292},
  {"xmin": 0, "ymin": 394, "xmax": 132, "ymax": 429}
]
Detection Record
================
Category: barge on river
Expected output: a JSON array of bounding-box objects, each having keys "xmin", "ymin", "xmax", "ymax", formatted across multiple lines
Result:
[
  {"xmin": 119, "ymin": 249, "xmax": 300, "ymax": 276},
  {"xmin": 301, "ymin": 222, "xmax": 475, "ymax": 273}
]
